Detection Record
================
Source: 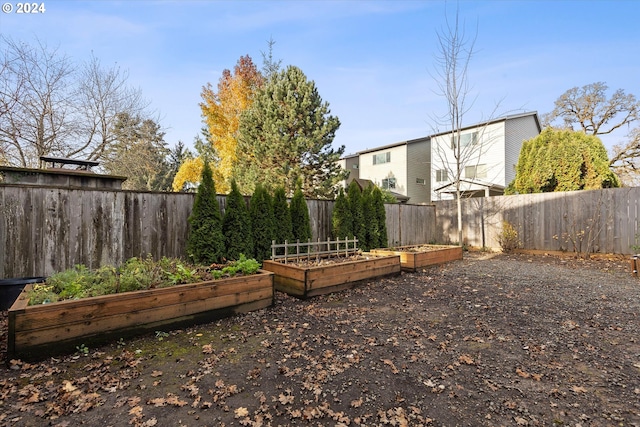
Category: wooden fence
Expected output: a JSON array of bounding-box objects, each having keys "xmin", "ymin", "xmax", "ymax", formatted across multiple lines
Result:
[
  {"xmin": 434, "ymin": 187, "xmax": 639, "ymax": 255},
  {"xmin": 0, "ymin": 185, "xmax": 436, "ymax": 278}
]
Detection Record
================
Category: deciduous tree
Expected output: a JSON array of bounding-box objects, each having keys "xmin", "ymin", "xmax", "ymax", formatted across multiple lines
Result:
[
  {"xmin": 172, "ymin": 157, "xmax": 204, "ymax": 192},
  {"xmin": 543, "ymin": 82, "xmax": 639, "ymax": 135},
  {"xmin": 543, "ymin": 82, "xmax": 640, "ymax": 185},
  {"xmin": 101, "ymin": 112, "xmax": 170, "ymax": 191},
  {"xmin": 0, "ymin": 37, "xmax": 149, "ymax": 167},
  {"xmin": 200, "ymin": 55, "xmax": 263, "ymax": 192},
  {"xmin": 429, "ymin": 9, "xmax": 496, "ymax": 246}
]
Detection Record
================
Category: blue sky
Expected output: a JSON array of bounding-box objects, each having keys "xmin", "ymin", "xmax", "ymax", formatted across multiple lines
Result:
[{"xmin": 1, "ymin": 0, "xmax": 638, "ymax": 156}]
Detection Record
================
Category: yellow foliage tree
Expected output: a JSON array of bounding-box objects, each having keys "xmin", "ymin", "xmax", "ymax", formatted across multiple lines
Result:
[
  {"xmin": 172, "ymin": 157, "xmax": 203, "ymax": 191},
  {"xmin": 200, "ymin": 55, "xmax": 263, "ymax": 192},
  {"xmin": 173, "ymin": 157, "xmax": 226, "ymax": 192}
]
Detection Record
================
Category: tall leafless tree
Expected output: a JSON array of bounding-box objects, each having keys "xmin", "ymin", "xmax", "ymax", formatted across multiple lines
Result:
[
  {"xmin": 543, "ymin": 82, "xmax": 640, "ymax": 185},
  {"xmin": 0, "ymin": 36, "xmax": 150, "ymax": 168},
  {"xmin": 430, "ymin": 9, "xmax": 501, "ymax": 246}
]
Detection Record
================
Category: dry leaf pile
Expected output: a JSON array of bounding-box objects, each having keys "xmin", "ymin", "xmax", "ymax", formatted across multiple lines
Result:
[{"xmin": 0, "ymin": 252, "xmax": 638, "ymax": 426}]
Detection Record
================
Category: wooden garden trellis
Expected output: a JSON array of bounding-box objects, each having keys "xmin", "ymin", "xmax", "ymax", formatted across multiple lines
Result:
[{"xmin": 270, "ymin": 237, "xmax": 359, "ymax": 264}]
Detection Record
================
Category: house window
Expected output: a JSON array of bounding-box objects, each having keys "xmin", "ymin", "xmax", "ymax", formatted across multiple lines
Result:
[
  {"xmin": 352, "ymin": 164, "xmax": 359, "ymax": 169},
  {"xmin": 373, "ymin": 152, "xmax": 391, "ymax": 165},
  {"xmin": 382, "ymin": 177, "xmax": 396, "ymax": 190},
  {"xmin": 465, "ymin": 164, "xmax": 487, "ymax": 179},
  {"xmin": 416, "ymin": 178, "xmax": 426, "ymax": 185},
  {"xmin": 436, "ymin": 169, "xmax": 448, "ymax": 182},
  {"xmin": 450, "ymin": 131, "xmax": 478, "ymax": 149}
]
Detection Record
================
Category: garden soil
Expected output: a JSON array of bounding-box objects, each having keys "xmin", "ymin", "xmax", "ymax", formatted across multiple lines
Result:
[{"xmin": 0, "ymin": 251, "xmax": 638, "ymax": 426}]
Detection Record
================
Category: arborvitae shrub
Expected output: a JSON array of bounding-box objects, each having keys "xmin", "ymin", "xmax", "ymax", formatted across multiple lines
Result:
[
  {"xmin": 290, "ymin": 183, "xmax": 312, "ymax": 248},
  {"xmin": 249, "ymin": 183, "xmax": 275, "ymax": 262},
  {"xmin": 347, "ymin": 180, "xmax": 364, "ymax": 247},
  {"xmin": 362, "ymin": 185, "xmax": 380, "ymax": 250},
  {"xmin": 222, "ymin": 180, "xmax": 253, "ymax": 261},
  {"xmin": 332, "ymin": 187, "xmax": 352, "ymax": 241},
  {"xmin": 272, "ymin": 186, "xmax": 293, "ymax": 254},
  {"xmin": 373, "ymin": 186, "xmax": 388, "ymax": 248},
  {"xmin": 187, "ymin": 162, "xmax": 225, "ymax": 264}
]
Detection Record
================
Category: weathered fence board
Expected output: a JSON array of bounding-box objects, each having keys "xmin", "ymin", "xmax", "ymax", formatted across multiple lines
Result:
[
  {"xmin": 1, "ymin": 185, "xmax": 435, "ymax": 277},
  {"xmin": 434, "ymin": 187, "xmax": 639, "ymax": 254}
]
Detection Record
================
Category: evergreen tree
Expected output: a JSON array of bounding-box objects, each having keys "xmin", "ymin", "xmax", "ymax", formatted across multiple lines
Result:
[
  {"xmin": 250, "ymin": 184, "xmax": 275, "ymax": 262},
  {"xmin": 332, "ymin": 187, "xmax": 352, "ymax": 240},
  {"xmin": 290, "ymin": 183, "xmax": 312, "ymax": 246},
  {"xmin": 272, "ymin": 186, "xmax": 293, "ymax": 251},
  {"xmin": 508, "ymin": 128, "xmax": 621, "ymax": 194},
  {"xmin": 347, "ymin": 180, "xmax": 365, "ymax": 248},
  {"xmin": 361, "ymin": 185, "xmax": 379, "ymax": 251},
  {"xmin": 222, "ymin": 180, "xmax": 253, "ymax": 261},
  {"xmin": 186, "ymin": 162, "xmax": 225, "ymax": 264},
  {"xmin": 372, "ymin": 186, "xmax": 388, "ymax": 248},
  {"xmin": 235, "ymin": 65, "xmax": 348, "ymax": 198}
]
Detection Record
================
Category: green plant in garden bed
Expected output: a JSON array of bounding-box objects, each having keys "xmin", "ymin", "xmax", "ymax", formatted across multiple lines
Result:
[{"xmin": 27, "ymin": 255, "xmax": 261, "ymax": 306}]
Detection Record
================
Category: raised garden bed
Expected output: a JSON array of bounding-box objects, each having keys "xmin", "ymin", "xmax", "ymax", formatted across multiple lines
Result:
[
  {"xmin": 370, "ymin": 244, "xmax": 463, "ymax": 271},
  {"xmin": 7, "ymin": 270, "xmax": 274, "ymax": 360},
  {"xmin": 262, "ymin": 254, "xmax": 400, "ymax": 299}
]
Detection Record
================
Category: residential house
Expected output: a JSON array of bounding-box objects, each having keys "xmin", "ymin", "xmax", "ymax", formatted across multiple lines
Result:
[{"xmin": 339, "ymin": 111, "xmax": 541, "ymax": 203}]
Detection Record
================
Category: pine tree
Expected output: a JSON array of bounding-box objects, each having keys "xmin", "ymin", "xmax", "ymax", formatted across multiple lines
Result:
[
  {"xmin": 372, "ymin": 186, "xmax": 388, "ymax": 248},
  {"xmin": 272, "ymin": 186, "xmax": 293, "ymax": 252},
  {"xmin": 347, "ymin": 180, "xmax": 365, "ymax": 248},
  {"xmin": 249, "ymin": 184, "xmax": 275, "ymax": 262},
  {"xmin": 290, "ymin": 183, "xmax": 312, "ymax": 246},
  {"xmin": 235, "ymin": 65, "xmax": 348, "ymax": 198},
  {"xmin": 222, "ymin": 180, "xmax": 253, "ymax": 261},
  {"xmin": 186, "ymin": 162, "xmax": 225, "ymax": 264}
]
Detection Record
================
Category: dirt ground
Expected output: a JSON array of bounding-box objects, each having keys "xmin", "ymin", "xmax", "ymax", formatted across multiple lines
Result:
[{"xmin": 0, "ymin": 251, "xmax": 639, "ymax": 427}]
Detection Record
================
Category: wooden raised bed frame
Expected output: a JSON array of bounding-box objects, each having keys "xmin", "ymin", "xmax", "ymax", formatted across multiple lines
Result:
[
  {"xmin": 8, "ymin": 270, "xmax": 274, "ymax": 360},
  {"xmin": 262, "ymin": 254, "xmax": 400, "ymax": 299},
  {"xmin": 370, "ymin": 245, "xmax": 463, "ymax": 271}
]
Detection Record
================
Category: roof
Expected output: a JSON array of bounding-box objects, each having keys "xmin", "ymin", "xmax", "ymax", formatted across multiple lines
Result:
[
  {"xmin": 345, "ymin": 111, "xmax": 540, "ymax": 158},
  {"xmin": 351, "ymin": 178, "xmax": 411, "ymax": 203},
  {"xmin": 428, "ymin": 111, "xmax": 540, "ymax": 139},
  {"xmin": 433, "ymin": 178, "xmax": 505, "ymax": 193}
]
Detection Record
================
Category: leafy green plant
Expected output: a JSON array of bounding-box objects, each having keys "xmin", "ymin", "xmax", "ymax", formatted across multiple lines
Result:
[
  {"xmin": 497, "ymin": 221, "xmax": 521, "ymax": 252},
  {"xmin": 155, "ymin": 331, "xmax": 169, "ymax": 341},
  {"xmin": 26, "ymin": 255, "xmax": 262, "ymax": 306},
  {"xmin": 76, "ymin": 343, "xmax": 89, "ymax": 355},
  {"xmin": 632, "ymin": 234, "xmax": 640, "ymax": 254}
]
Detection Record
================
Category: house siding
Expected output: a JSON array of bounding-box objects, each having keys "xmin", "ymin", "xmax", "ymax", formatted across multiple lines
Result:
[
  {"xmin": 504, "ymin": 115, "xmax": 541, "ymax": 185},
  {"xmin": 406, "ymin": 137, "xmax": 431, "ymax": 204},
  {"xmin": 338, "ymin": 112, "xmax": 540, "ymax": 202},
  {"xmin": 359, "ymin": 144, "xmax": 408, "ymax": 195}
]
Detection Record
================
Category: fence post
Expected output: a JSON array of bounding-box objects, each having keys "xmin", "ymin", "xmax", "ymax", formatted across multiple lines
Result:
[
  {"xmin": 271, "ymin": 240, "xmax": 276, "ymax": 261},
  {"xmin": 284, "ymin": 240, "xmax": 288, "ymax": 264}
]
